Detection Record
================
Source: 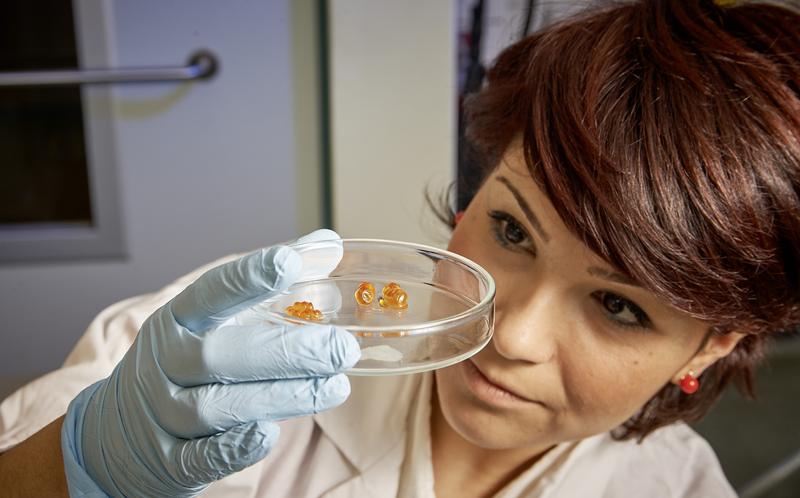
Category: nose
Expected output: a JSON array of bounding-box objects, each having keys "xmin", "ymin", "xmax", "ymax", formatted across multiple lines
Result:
[{"xmin": 492, "ymin": 283, "xmax": 561, "ymax": 364}]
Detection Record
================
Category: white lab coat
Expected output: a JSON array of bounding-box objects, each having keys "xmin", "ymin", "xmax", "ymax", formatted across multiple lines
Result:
[{"xmin": 0, "ymin": 254, "xmax": 737, "ymax": 497}]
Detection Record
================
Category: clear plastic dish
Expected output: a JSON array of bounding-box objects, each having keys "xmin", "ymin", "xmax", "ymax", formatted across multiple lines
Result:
[{"xmin": 251, "ymin": 238, "xmax": 495, "ymax": 376}]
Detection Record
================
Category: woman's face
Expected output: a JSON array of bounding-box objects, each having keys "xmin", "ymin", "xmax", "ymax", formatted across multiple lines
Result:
[{"xmin": 436, "ymin": 144, "xmax": 733, "ymax": 450}]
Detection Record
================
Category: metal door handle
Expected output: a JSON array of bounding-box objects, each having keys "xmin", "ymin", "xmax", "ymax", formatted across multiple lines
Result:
[{"xmin": 0, "ymin": 50, "xmax": 218, "ymax": 87}]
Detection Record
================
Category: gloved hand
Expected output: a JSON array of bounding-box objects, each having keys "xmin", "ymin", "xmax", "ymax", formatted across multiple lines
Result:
[{"xmin": 61, "ymin": 229, "xmax": 360, "ymax": 497}]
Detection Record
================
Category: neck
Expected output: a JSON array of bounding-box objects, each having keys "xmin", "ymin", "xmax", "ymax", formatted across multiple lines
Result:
[{"xmin": 430, "ymin": 389, "xmax": 554, "ymax": 498}]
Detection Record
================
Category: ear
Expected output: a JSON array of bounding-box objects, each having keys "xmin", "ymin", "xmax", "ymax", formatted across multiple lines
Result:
[{"xmin": 672, "ymin": 331, "xmax": 747, "ymax": 383}]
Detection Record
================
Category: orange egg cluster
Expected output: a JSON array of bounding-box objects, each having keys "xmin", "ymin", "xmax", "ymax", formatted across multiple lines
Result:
[
  {"xmin": 379, "ymin": 282, "xmax": 408, "ymax": 310},
  {"xmin": 354, "ymin": 281, "xmax": 376, "ymax": 306},
  {"xmin": 285, "ymin": 301, "xmax": 323, "ymax": 321}
]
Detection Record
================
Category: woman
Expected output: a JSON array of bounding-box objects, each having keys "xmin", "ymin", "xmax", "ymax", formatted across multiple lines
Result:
[{"xmin": 1, "ymin": 0, "xmax": 798, "ymax": 496}]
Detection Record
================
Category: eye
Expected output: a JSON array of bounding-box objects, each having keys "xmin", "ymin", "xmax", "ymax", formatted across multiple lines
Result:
[
  {"xmin": 591, "ymin": 291, "xmax": 652, "ymax": 330},
  {"xmin": 487, "ymin": 210, "xmax": 536, "ymax": 255}
]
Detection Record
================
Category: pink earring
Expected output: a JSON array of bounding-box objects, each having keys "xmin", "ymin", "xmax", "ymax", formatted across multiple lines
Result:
[
  {"xmin": 454, "ymin": 211, "xmax": 465, "ymax": 225},
  {"xmin": 679, "ymin": 371, "xmax": 700, "ymax": 394}
]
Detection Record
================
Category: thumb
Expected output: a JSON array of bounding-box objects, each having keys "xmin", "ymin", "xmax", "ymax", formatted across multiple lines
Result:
[
  {"xmin": 173, "ymin": 421, "xmax": 280, "ymax": 487},
  {"xmin": 171, "ymin": 245, "xmax": 302, "ymax": 333}
]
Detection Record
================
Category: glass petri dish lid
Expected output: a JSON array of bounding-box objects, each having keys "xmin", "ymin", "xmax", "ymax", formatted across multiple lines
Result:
[{"xmin": 248, "ymin": 238, "xmax": 495, "ymax": 375}]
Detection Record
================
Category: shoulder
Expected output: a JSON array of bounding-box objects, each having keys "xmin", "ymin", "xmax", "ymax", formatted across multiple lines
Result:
[
  {"xmin": 313, "ymin": 373, "xmax": 425, "ymax": 447},
  {"xmin": 349, "ymin": 371, "xmax": 424, "ymax": 400},
  {"xmin": 209, "ymin": 375, "xmax": 427, "ymax": 498},
  {"xmin": 311, "ymin": 373, "xmax": 428, "ymax": 472},
  {"xmin": 627, "ymin": 423, "xmax": 722, "ymax": 463},
  {"xmin": 573, "ymin": 424, "xmax": 737, "ymax": 498}
]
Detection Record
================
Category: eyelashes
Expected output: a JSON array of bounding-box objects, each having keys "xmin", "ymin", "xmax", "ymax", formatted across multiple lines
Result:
[
  {"xmin": 487, "ymin": 210, "xmax": 537, "ymax": 256},
  {"xmin": 486, "ymin": 209, "xmax": 653, "ymax": 332},
  {"xmin": 591, "ymin": 291, "xmax": 652, "ymax": 330}
]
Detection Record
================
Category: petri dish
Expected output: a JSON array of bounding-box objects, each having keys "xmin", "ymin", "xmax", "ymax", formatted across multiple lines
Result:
[{"xmin": 251, "ymin": 238, "xmax": 495, "ymax": 375}]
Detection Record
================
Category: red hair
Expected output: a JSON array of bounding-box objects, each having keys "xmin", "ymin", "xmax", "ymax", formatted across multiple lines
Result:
[{"xmin": 463, "ymin": 0, "xmax": 800, "ymax": 439}]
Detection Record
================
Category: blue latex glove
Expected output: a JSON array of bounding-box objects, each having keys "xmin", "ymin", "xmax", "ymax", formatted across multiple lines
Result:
[{"xmin": 61, "ymin": 229, "xmax": 360, "ymax": 497}]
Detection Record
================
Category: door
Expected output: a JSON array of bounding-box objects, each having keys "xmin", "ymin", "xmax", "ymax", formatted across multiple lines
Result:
[{"xmin": 0, "ymin": 0, "xmax": 318, "ymax": 382}]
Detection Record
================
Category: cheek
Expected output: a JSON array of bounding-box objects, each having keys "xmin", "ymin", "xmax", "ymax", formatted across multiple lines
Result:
[{"xmin": 557, "ymin": 339, "xmax": 679, "ymax": 435}]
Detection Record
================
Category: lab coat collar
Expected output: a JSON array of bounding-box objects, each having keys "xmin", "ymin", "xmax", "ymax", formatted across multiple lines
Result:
[{"xmin": 313, "ymin": 372, "xmax": 427, "ymax": 472}]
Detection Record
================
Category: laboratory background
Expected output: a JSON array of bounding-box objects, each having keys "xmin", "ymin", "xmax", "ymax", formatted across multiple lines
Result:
[{"xmin": 0, "ymin": 1, "xmax": 797, "ymax": 496}]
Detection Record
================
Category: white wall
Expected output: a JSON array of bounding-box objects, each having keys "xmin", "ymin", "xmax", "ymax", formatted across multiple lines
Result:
[
  {"xmin": 328, "ymin": 0, "xmax": 457, "ymax": 247},
  {"xmin": 0, "ymin": 0, "xmax": 310, "ymax": 377}
]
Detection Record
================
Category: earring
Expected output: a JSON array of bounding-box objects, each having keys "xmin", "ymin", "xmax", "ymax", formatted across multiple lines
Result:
[
  {"xmin": 679, "ymin": 371, "xmax": 700, "ymax": 394},
  {"xmin": 454, "ymin": 211, "xmax": 465, "ymax": 225},
  {"xmin": 354, "ymin": 281, "xmax": 376, "ymax": 306}
]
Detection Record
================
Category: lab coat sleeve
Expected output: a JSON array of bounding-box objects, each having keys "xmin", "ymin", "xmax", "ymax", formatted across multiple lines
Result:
[{"xmin": 0, "ymin": 254, "xmax": 241, "ymax": 452}]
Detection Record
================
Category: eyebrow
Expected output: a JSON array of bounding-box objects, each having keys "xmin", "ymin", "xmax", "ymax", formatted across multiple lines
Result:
[
  {"xmin": 494, "ymin": 175, "xmax": 640, "ymax": 287},
  {"xmin": 587, "ymin": 266, "xmax": 642, "ymax": 288},
  {"xmin": 495, "ymin": 176, "xmax": 551, "ymax": 243}
]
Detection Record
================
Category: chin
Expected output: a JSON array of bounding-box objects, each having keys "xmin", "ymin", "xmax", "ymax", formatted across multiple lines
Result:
[{"xmin": 434, "ymin": 367, "xmax": 549, "ymax": 450}]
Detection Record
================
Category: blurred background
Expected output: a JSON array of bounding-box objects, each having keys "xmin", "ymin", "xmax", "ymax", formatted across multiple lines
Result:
[
  {"xmin": 0, "ymin": 0, "xmax": 459, "ymax": 383},
  {"xmin": 0, "ymin": 1, "xmax": 796, "ymax": 495}
]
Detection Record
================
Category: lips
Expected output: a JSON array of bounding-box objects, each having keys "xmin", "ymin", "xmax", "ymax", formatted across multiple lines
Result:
[{"xmin": 468, "ymin": 360, "xmax": 542, "ymax": 405}]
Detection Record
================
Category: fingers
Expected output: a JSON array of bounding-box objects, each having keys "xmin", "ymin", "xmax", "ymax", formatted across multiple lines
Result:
[
  {"xmin": 171, "ymin": 244, "xmax": 302, "ymax": 332},
  {"xmin": 158, "ymin": 323, "xmax": 361, "ymax": 386},
  {"xmin": 290, "ymin": 229, "xmax": 343, "ymax": 282},
  {"xmin": 157, "ymin": 374, "xmax": 351, "ymax": 438},
  {"xmin": 172, "ymin": 420, "xmax": 280, "ymax": 486},
  {"xmin": 291, "ymin": 228, "xmax": 340, "ymax": 246},
  {"xmin": 171, "ymin": 229, "xmax": 342, "ymax": 333}
]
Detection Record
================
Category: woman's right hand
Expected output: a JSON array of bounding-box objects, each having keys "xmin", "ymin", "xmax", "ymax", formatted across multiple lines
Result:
[{"xmin": 61, "ymin": 230, "xmax": 360, "ymax": 497}]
